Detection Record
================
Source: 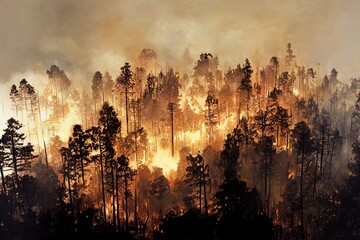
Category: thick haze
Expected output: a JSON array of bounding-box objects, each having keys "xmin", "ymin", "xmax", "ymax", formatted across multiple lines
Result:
[{"xmin": 1, "ymin": 0, "xmax": 360, "ymax": 85}]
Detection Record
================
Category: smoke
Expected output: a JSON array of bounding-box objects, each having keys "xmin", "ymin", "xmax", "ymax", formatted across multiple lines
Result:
[{"xmin": 1, "ymin": 0, "xmax": 360, "ymax": 86}]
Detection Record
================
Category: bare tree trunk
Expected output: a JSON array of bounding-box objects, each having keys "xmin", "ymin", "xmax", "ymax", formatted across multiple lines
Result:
[
  {"xmin": 125, "ymin": 174, "xmax": 129, "ymax": 232},
  {"xmin": 99, "ymin": 143, "xmax": 107, "ymax": 226},
  {"xmin": 125, "ymin": 88, "xmax": 129, "ymax": 134},
  {"xmin": 300, "ymin": 144, "xmax": 305, "ymax": 240},
  {"xmin": 0, "ymin": 167, "xmax": 6, "ymax": 195}
]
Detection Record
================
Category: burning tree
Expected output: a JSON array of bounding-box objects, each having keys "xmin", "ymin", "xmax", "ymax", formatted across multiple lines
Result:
[
  {"xmin": 185, "ymin": 153, "xmax": 210, "ymax": 216},
  {"xmin": 204, "ymin": 92, "xmax": 219, "ymax": 145},
  {"xmin": 117, "ymin": 62, "xmax": 134, "ymax": 134}
]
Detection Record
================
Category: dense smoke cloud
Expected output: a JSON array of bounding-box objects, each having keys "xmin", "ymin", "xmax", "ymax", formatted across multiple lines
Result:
[{"xmin": 1, "ymin": 0, "xmax": 360, "ymax": 84}]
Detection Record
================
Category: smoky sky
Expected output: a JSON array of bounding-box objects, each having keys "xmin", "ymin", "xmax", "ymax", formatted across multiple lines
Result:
[{"xmin": 1, "ymin": 0, "xmax": 360, "ymax": 84}]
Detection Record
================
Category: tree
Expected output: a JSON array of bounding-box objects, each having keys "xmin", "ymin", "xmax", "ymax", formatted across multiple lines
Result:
[
  {"xmin": 0, "ymin": 139, "xmax": 8, "ymax": 195},
  {"xmin": 270, "ymin": 57, "xmax": 279, "ymax": 89},
  {"xmin": 139, "ymin": 48, "xmax": 157, "ymax": 70},
  {"xmin": 327, "ymin": 140, "xmax": 360, "ymax": 239},
  {"xmin": 185, "ymin": 153, "xmax": 210, "ymax": 216},
  {"xmin": 92, "ymin": 71, "xmax": 104, "ymax": 113},
  {"xmin": 18, "ymin": 79, "xmax": 38, "ymax": 139},
  {"xmin": 220, "ymin": 127, "xmax": 244, "ymax": 180},
  {"xmin": 2, "ymin": 118, "xmax": 36, "ymax": 182},
  {"xmin": 68, "ymin": 124, "xmax": 92, "ymax": 184},
  {"xmin": 254, "ymin": 106, "xmax": 276, "ymax": 138},
  {"xmin": 90, "ymin": 102, "xmax": 121, "ymax": 227},
  {"xmin": 100, "ymin": 102, "xmax": 121, "ymax": 229},
  {"xmin": 313, "ymin": 109, "xmax": 331, "ymax": 176},
  {"xmin": 194, "ymin": 52, "xmax": 214, "ymax": 77},
  {"xmin": 285, "ymin": 43, "xmax": 296, "ymax": 67},
  {"xmin": 291, "ymin": 121, "xmax": 315, "ymax": 240},
  {"xmin": 274, "ymin": 106, "xmax": 291, "ymax": 147},
  {"xmin": 10, "ymin": 85, "xmax": 20, "ymax": 117},
  {"xmin": 46, "ymin": 65, "xmax": 71, "ymax": 118},
  {"xmin": 103, "ymin": 72, "xmax": 115, "ymax": 105},
  {"xmin": 214, "ymin": 127, "xmax": 274, "ymax": 240},
  {"xmin": 304, "ymin": 96, "xmax": 319, "ymax": 125},
  {"xmin": 150, "ymin": 172, "xmax": 170, "ymax": 219},
  {"xmin": 117, "ymin": 62, "xmax": 134, "ymax": 134},
  {"xmin": 255, "ymin": 135, "xmax": 275, "ymax": 215},
  {"xmin": 326, "ymin": 129, "xmax": 343, "ymax": 178},
  {"xmin": 116, "ymin": 155, "xmax": 136, "ymax": 232},
  {"xmin": 240, "ymin": 58, "xmax": 253, "ymax": 119},
  {"xmin": 204, "ymin": 92, "xmax": 219, "ymax": 145}
]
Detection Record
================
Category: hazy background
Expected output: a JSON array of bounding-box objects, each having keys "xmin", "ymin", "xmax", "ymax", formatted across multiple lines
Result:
[{"xmin": 1, "ymin": 0, "xmax": 360, "ymax": 87}]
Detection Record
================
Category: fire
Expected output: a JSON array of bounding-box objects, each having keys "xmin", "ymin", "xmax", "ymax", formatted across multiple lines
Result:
[
  {"xmin": 288, "ymin": 170, "xmax": 295, "ymax": 180},
  {"xmin": 150, "ymin": 148, "xmax": 178, "ymax": 176},
  {"xmin": 292, "ymin": 88, "xmax": 299, "ymax": 96}
]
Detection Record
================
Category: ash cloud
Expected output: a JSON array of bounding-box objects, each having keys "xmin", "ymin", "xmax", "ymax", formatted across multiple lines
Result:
[{"xmin": 1, "ymin": 0, "xmax": 360, "ymax": 84}]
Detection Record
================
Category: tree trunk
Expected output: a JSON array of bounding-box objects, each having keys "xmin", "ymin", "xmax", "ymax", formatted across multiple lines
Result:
[
  {"xmin": 111, "ymin": 163, "xmax": 116, "ymax": 230},
  {"xmin": 99, "ymin": 143, "xmax": 107, "ymax": 226},
  {"xmin": 125, "ymin": 174, "xmax": 129, "ymax": 232},
  {"xmin": 125, "ymin": 87, "xmax": 129, "ymax": 134},
  {"xmin": 0, "ymin": 167, "xmax": 6, "ymax": 195},
  {"xmin": 116, "ymin": 172, "xmax": 120, "ymax": 232},
  {"xmin": 199, "ymin": 175, "xmax": 202, "ymax": 215},
  {"xmin": 11, "ymin": 135, "xmax": 18, "ymax": 182},
  {"xmin": 264, "ymin": 155, "xmax": 268, "ymax": 215},
  {"xmin": 300, "ymin": 143, "xmax": 305, "ymax": 240},
  {"xmin": 202, "ymin": 168, "xmax": 208, "ymax": 216},
  {"xmin": 320, "ymin": 131, "xmax": 325, "ymax": 176}
]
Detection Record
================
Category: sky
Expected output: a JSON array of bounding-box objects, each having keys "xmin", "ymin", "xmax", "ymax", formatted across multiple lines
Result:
[{"xmin": 0, "ymin": 0, "xmax": 360, "ymax": 88}]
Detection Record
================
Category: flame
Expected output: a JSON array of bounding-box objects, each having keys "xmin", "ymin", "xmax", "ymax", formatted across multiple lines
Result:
[
  {"xmin": 150, "ymin": 148, "xmax": 178, "ymax": 176},
  {"xmin": 288, "ymin": 170, "xmax": 295, "ymax": 180},
  {"xmin": 293, "ymin": 88, "xmax": 299, "ymax": 96},
  {"xmin": 57, "ymin": 107, "xmax": 80, "ymax": 141}
]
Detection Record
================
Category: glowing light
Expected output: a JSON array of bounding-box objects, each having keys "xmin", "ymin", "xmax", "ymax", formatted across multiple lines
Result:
[
  {"xmin": 150, "ymin": 148, "xmax": 178, "ymax": 176},
  {"xmin": 288, "ymin": 170, "xmax": 295, "ymax": 180},
  {"xmin": 293, "ymin": 88, "xmax": 299, "ymax": 96}
]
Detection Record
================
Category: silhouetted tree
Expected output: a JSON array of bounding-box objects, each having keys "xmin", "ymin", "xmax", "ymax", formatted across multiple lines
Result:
[
  {"xmin": 291, "ymin": 121, "xmax": 315, "ymax": 240},
  {"xmin": 256, "ymin": 135, "xmax": 275, "ymax": 215},
  {"xmin": 205, "ymin": 92, "xmax": 219, "ymax": 145},
  {"xmin": 240, "ymin": 58, "xmax": 253, "ymax": 119},
  {"xmin": 117, "ymin": 62, "xmax": 134, "ymax": 134},
  {"xmin": 68, "ymin": 124, "xmax": 92, "ymax": 184},
  {"xmin": 117, "ymin": 155, "xmax": 136, "ymax": 232},
  {"xmin": 185, "ymin": 153, "xmax": 210, "ymax": 216},
  {"xmin": 2, "ymin": 118, "xmax": 36, "ymax": 182},
  {"xmin": 92, "ymin": 71, "xmax": 104, "ymax": 113}
]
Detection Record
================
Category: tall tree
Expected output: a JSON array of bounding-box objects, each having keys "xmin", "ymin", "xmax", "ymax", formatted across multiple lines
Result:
[
  {"xmin": 285, "ymin": 43, "xmax": 296, "ymax": 67},
  {"xmin": 100, "ymin": 102, "xmax": 121, "ymax": 228},
  {"xmin": 92, "ymin": 71, "xmax": 104, "ymax": 114},
  {"xmin": 117, "ymin": 62, "xmax": 134, "ymax": 134},
  {"xmin": 255, "ymin": 135, "xmax": 275, "ymax": 215},
  {"xmin": 270, "ymin": 57, "xmax": 279, "ymax": 89},
  {"xmin": 68, "ymin": 124, "xmax": 92, "ymax": 184},
  {"xmin": 185, "ymin": 153, "xmax": 210, "ymax": 216},
  {"xmin": 240, "ymin": 58, "xmax": 253, "ymax": 119},
  {"xmin": 10, "ymin": 84, "xmax": 21, "ymax": 117},
  {"xmin": 0, "ymin": 139, "xmax": 8, "ymax": 195},
  {"xmin": 204, "ymin": 92, "xmax": 219, "ymax": 145},
  {"xmin": 116, "ymin": 155, "xmax": 136, "ymax": 232},
  {"xmin": 291, "ymin": 121, "xmax": 315, "ymax": 240},
  {"xmin": 2, "ymin": 118, "xmax": 36, "ymax": 182}
]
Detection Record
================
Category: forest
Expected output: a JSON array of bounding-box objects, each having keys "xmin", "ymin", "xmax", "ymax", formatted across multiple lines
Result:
[{"xmin": 0, "ymin": 44, "xmax": 360, "ymax": 240}]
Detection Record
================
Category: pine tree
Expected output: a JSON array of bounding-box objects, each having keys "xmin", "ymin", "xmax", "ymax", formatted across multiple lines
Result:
[
  {"xmin": 185, "ymin": 153, "xmax": 210, "ymax": 216},
  {"xmin": 68, "ymin": 124, "xmax": 92, "ymax": 184},
  {"xmin": 117, "ymin": 62, "xmax": 134, "ymax": 134},
  {"xmin": 116, "ymin": 155, "xmax": 136, "ymax": 232},
  {"xmin": 2, "ymin": 118, "xmax": 37, "ymax": 182},
  {"xmin": 291, "ymin": 121, "xmax": 315, "ymax": 240},
  {"xmin": 205, "ymin": 92, "xmax": 219, "ymax": 145}
]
